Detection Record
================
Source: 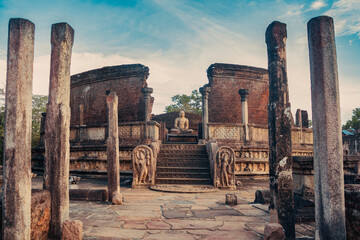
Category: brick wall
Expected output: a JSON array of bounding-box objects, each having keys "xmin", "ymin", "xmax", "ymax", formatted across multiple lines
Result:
[
  {"xmin": 207, "ymin": 63, "xmax": 269, "ymax": 126},
  {"xmin": 70, "ymin": 64, "xmax": 152, "ymax": 126}
]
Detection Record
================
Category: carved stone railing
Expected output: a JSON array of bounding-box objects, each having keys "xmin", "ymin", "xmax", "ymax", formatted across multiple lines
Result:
[
  {"xmin": 131, "ymin": 145, "xmax": 156, "ymax": 188},
  {"xmin": 213, "ymin": 146, "xmax": 236, "ymax": 189}
]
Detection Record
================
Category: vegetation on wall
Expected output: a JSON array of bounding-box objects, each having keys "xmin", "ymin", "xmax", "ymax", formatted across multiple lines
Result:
[{"xmin": 343, "ymin": 108, "xmax": 360, "ymax": 133}]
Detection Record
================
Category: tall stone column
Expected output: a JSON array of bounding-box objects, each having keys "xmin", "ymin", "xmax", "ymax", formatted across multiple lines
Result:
[
  {"xmin": 308, "ymin": 16, "xmax": 346, "ymax": 240},
  {"xmin": 106, "ymin": 91, "xmax": 122, "ymax": 204},
  {"xmin": 266, "ymin": 21, "xmax": 295, "ymax": 239},
  {"xmin": 44, "ymin": 23, "xmax": 74, "ymax": 239},
  {"xmin": 200, "ymin": 85, "xmax": 210, "ymax": 139},
  {"xmin": 239, "ymin": 89, "xmax": 249, "ymax": 141},
  {"xmin": 296, "ymin": 109, "xmax": 302, "ymax": 127},
  {"xmin": 142, "ymin": 87, "xmax": 153, "ymax": 142},
  {"xmin": 3, "ymin": 18, "xmax": 34, "ymax": 240}
]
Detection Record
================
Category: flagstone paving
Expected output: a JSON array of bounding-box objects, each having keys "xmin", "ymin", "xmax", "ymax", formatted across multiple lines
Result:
[{"xmin": 59, "ymin": 178, "xmax": 316, "ymax": 240}]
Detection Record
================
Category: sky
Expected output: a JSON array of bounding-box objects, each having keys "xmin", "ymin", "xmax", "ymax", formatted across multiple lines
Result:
[{"xmin": 0, "ymin": 0, "xmax": 359, "ymax": 123}]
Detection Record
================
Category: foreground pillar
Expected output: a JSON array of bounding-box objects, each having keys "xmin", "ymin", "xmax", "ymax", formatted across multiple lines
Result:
[
  {"xmin": 106, "ymin": 91, "xmax": 122, "ymax": 204},
  {"xmin": 308, "ymin": 16, "xmax": 346, "ymax": 240},
  {"xmin": 266, "ymin": 21, "xmax": 295, "ymax": 239},
  {"xmin": 3, "ymin": 18, "xmax": 34, "ymax": 240},
  {"xmin": 200, "ymin": 85, "xmax": 210, "ymax": 139},
  {"xmin": 239, "ymin": 89, "xmax": 250, "ymax": 141},
  {"xmin": 44, "ymin": 23, "xmax": 74, "ymax": 239}
]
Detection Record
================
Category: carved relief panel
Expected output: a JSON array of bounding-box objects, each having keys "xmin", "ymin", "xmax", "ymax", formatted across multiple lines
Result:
[
  {"xmin": 214, "ymin": 146, "xmax": 236, "ymax": 189},
  {"xmin": 132, "ymin": 145, "xmax": 155, "ymax": 188}
]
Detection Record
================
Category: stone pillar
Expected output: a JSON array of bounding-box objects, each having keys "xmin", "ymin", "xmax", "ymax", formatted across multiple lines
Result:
[
  {"xmin": 44, "ymin": 23, "xmax": 74, "ymax": 239},
  {"xmin": 239, "ymin": 89, "xmax": 250, "ymax": 141},
  {"xmin": 79, "ymin": 104, "xmax": 84, "ymax": 125},
  {"xmin": 106, "ymin": 91, "xmax": 122, "ymax": 204},
  {"xmin": 200, "ymin": 85, "xmax": 210, "ymax": 139},
  {"xmin": 266, "ymin": 21, "xmax": 295, "ymax": 239},
  {"xmin": 301, "ymin": 110, "xmax": 309, "ymax": 128},
  {"xmin": 142, "ymin": 87, "xmax": 153, "ymax": 143},
  {"xmin": 2, "ymin": 18, "xmax": 34, "ymax": 240},
  {"xmin": 296, "ymin": 109, "xmax": 302, "ymax": 127},
  {"xmin": 308, "ymin": 16, "xmax": 346, "ymax": 240}
]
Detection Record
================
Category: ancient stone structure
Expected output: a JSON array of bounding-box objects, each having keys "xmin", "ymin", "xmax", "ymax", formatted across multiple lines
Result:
[
  {"xmin": 345, "ymin": 185, "xmax": 360, "ymax": 240},
  {"xmin": 207, "ymin": 63, "xmax": 269, "ymax": 125},
  {"xmin": 239, "ymin": 89, "xmax": 250, "ymax": 141},
  {"xmin": 308, "ymin": 16, "xmax": 346, "ymax": 239},
  {"xmin": 214, "ymin": 146, "xmax": 235, "ymax": 189},
  {"xmin": 199, "ymin": 85, "xmax": 210, "ymax": 140},
  {"xmin": 3, "ymin": 18, "xmax": 34, "ymax": 240},
  {"xmin": 44, "ymin": 22, "xmax": 74, "ymax": 239},
  {"xmin": 106, "ymin": 92, "xmax": 122, "ymax": 204},
  {"xmin": 266, "ymin": 21, "xmax": 295, "ymax": 238},
  {"xmin": 132, "ymin": 145, "xmax": 155, "ymax": 188}
]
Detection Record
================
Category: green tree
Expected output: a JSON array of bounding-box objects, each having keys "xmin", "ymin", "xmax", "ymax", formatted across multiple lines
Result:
[
  {"xmin": 343, "ymin": 108, "xmax": 360, "ymax": 132},
  {"xmin": 31, "ymin": 95, "xmax": 48, "ymax": 148},
  {"xmin": 165, "ymin": 90, "xmax": 202, "ymax": 114}
]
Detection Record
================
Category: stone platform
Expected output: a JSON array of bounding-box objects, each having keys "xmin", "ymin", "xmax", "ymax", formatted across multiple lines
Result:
[
  {"xmin": 166, "ymin": 134, "xmax": 198, "ymax": 143},
  {"xmin": 30, "ymin": 177, "xmax": 316, "ymax": 239}
]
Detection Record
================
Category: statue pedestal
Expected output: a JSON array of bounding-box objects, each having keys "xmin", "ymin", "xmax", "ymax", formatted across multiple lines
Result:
[{"xmin": 166, "ymin": 133, "xmax": 198, "ymax": 143}]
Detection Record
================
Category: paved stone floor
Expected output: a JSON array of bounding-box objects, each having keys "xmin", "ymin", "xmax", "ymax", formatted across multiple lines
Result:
[{"xmin": 34, "ymin": 177, "xmax": 315, "ymax": 239}]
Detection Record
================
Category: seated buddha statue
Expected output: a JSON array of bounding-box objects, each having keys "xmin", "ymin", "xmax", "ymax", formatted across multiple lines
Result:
[{"xmin": 170, "ymin": 111, "xmax": 193, "ymax": 134}]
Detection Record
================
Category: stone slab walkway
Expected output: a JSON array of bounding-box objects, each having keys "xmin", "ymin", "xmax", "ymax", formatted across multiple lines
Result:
[{"xmin": 61, "ymin": 178, "xmax": 315, "ymax": 240}]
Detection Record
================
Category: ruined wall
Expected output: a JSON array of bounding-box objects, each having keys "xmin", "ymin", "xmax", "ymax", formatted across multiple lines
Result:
[
  {"xmin": 70, "ymin": 64, "xmax": 151, "ymax": 126},
  {"xmin": 207, "ymin": 63, "xmax": 269, "ymax": 126}
]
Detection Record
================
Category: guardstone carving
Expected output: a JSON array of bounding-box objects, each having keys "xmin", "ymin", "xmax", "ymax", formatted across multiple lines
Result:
[
  {"xmin": 214, "ymin": 146, "xmax": 236, "ymax": 189},
  {"xmin": 132, "ymin": 145, "xmax": 155, "ymax": 188}
]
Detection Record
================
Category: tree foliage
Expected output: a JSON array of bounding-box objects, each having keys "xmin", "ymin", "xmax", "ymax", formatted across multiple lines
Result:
[
  {"xmin": 0, "ymin": 89, "xmax": 48, "ymax": 164},
  {"xmin": 343, "ymin": 108, "xmax": 360, "ymax": 132},
  {"xmin": 165, "ymin": 90, "xmax": 202, "ymax": 114}
]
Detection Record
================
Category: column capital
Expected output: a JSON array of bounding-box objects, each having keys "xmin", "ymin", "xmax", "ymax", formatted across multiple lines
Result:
[
  {"xmin": 239, "ymin": 89, "xmax": 249, "ymax": 102},
  {"xmin": 142, "ymin": 87, "xmax": 153, "ymax": 97},
  {"xmin": 199, "ymin": 85, "xmax": 211, "ymax": 96}
]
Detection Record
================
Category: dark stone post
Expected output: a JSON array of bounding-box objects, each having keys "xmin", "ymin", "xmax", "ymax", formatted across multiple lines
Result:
[
  {"xmin": 106, "ymin": 91, "xmax": 122, "ymax": 204},
  {"xmin": 239, "ymin": 89, "xmax": 250, "ymax": 141},
  {"xmin": 200, "ymin": 85, "xmax": 210, "ymax": 139},
  {"xmin": 266, "ymin": 21, "xmax": 295, "ymax": 239},
  {"xmin": 3, "ymin": 18, "xmax": 34, "ymax": 240},
  {"xmin": 296, "ymin": 109, "xmax": 302, "ymax": 127},
  {"xmin": 308, "ymin": 16, "xmax": 346, "ymax": 240},
  {"xmin": 44, "ymin": 23, "xmax": 74, "ymax": 239}
]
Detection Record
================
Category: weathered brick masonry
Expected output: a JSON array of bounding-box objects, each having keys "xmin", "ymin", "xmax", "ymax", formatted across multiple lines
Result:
[
  {"xmin": 207, "ymin": 63, "xmax": 269, "ymax": 126},
  {"xmin": 70, "ymin": 64, "xmax": 152, "ymax": 126}
]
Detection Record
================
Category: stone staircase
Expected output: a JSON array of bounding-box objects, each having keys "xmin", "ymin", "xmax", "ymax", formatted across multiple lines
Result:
[{"xmin": 155, "ymin": 144, "xmax": 212, "ymax": 185}]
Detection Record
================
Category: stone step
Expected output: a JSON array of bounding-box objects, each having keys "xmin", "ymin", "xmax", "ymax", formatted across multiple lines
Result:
[
  {"xmin": 156, "ymin": 172, "xmax": 211, "ymax": 179},
  {"xmin": 158, "ymin": 155, "xmax": 208, "ymax": 160},
  {"xmin": 160, "ymin": 144, "xmax": 205, "ymax": 150},
  {"xmin": 157, "ymin": 158, "xmax": 210, "ymax": 164},
  {"xmin": 155, "ymin": 178, "xmax": 212, "ymax": 185},
  {"xmin": 156, "ymin": 167, "xmax": 210, "ymax": 173},
  {"xmin": 159, "ymin": 149, "xmax": 207, "ymax": 154},
  {"xmin": 157, "ymin": 162, "xmax": 210, "ymax": 168}
]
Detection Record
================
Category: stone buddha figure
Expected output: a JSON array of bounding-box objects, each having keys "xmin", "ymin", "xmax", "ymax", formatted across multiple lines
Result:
[{"xmin": 170, "ymin": 111, "xmax": 193, "ymax": 134}]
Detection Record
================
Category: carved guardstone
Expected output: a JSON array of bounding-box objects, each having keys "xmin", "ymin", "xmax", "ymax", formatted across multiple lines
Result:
[
  {"xmin": 132, "ymin": 145, "xmax": 155, "ymax": 188},
  {"xmin": 214, "ymin": 146, "xmax": 236, "ymax": 190}
]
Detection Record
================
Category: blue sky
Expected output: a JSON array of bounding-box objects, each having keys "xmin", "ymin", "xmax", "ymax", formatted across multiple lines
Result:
[{"xmin": 0, "ymin": 0, "xmax": 359, "ymax": 123}]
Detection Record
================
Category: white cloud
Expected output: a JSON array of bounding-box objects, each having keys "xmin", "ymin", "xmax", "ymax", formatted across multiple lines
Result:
[
  {"xmin": 310, "ymin": 0, "xmax": 327, "ymax": 10},
  {"xmin": 325, "ymin": 0, "xmax": 360, "ymax": 38}
]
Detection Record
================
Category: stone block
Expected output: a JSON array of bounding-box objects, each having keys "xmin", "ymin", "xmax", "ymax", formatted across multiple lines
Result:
[
  {"xmin": 225, "ymin": 193, "xmax": 237, "ymax": 205},
  {"xmin": 31, "ymin": 190, "xmax": 51, "ymax": 240},
  {"xmin": 254, "ymin": 190, "xmax": 270, "ymax": 204},
  {"xmin": 69, "ymin": 189, "xmax": 108, "ymax": 202},
  {"xmin": 61, "ymin": 220, "xmax": 83, "ymax": 240},
  {"xmin": 345, "ymin": 185, "xmax": 360, "ymax": 240},
  {"xmin": 263, "ymin": 223, "xmax": 285, "ymax": 240}
]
